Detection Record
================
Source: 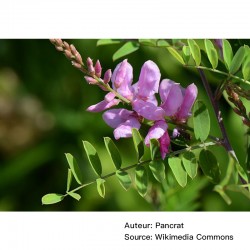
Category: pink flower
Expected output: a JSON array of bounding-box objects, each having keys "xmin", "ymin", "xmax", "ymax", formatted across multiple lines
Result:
[
  {"xmin": 159, "ymin": 79, "xmax": 198, "ymax": 123},
  {"xmin": 144, "ymin": 120, "xmax": 170, "ymax": 159},
  {"xmin": 102, "ymin": 109, "xmax": 141, "ymax": 139}
]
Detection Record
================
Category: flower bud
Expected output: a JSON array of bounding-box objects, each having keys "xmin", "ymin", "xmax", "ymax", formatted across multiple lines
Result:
[
  {"xmin": 55, "ymin": 46, "xmax": 64, "ymax": 52},
  {"xmin": 87, "ymin": 57, "xmax": 95, "ymax": 75},
  {"xmin": 84, "ymin": 76, "xmax": 98, "ymax": 84},
  {"xmin": 95, "ymin": 60, "xmax": 102, "ymax": 78},
  {"xmin": 103, "ymin": 69, "xmax": 112, "ymax": 84},
  {"xmin": 64, "ymin": 50, "xmax": 73, "ymax": 60},
  {"xmin": 72, "ymin": 61, "xmax": 82, "ymax": 69},
  {"xmin": 70, "ymin": 44, "xmax": 77, "ymax": 55},
  {"xmin": 114, "ymin": 59, "xmax": 127, "ymax": 88}
]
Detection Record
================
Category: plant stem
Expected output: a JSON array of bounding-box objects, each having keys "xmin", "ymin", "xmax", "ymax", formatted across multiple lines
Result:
[
  {"xmin": 198, "ymin": 69, "xmax": 238, "ymax": 161},
  {"xmin": 66, "ymin": 141, "xmax": 218, "ymax": 196},
  {"xmin": 187, "ymin": 65, "xmax": 250, "ymax": 86}
]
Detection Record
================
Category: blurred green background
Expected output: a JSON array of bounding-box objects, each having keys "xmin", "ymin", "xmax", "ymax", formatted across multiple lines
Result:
[{"xmin": 0, "ymin": 39, "xmax": 249, "ymax": 211}]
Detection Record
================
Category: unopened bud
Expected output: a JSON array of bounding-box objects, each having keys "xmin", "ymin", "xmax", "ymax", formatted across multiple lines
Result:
[
  {"xmin": 103, "ymin": 69, "xmax": 112, "ymax": 84},
  {"xmin": 242, "ymin": 118, "xmax": 250, "ymax": 127},
  {"xmin": 84, "ymin": 76, "xmax": 98, "ymax": 84},
  {"xmin": 86, "ymin": 57, "xmax": 95, "ymax": 75},
  {"xmin": 64, "ymin": 50, "xmax": 73, "ymax": 60},
  {"xmin": 55, "ymin": 46, "xmax": 64, "ymax": 52},
  {"xmin": 63, "ymin": 41, "xmax": 70, "ymax": 50},
  {"xmin": 50, "ymin": 39, "xmax": 56, "ymax": 44},
  {"xmin": 104, "ymin": 92, "xmax": 116, "ymax": 102},
  {"xmin": 70, "ymin": 44, "xmax": 77, "ymax": 55},
  {"xmin": 233, "ymin": 107, "xmax": 242, "ymax": 116},
  {"xmin": 95, "ymin": 60, "xmax": 102, "ymax": 78},
  {"xmin": 71, "ymin": 61, "xmax": 82, "ymax": 69},
  {"xmin": 114, "ymin": 59, "xmax": 128, "ymax": 88},
  {"xmin": 55, "ymin": 39, "xmax": 63, "ymax": 46},
  {"xmin": 75, "ymin": 53, "xmax": 83, "ymax": 65}
]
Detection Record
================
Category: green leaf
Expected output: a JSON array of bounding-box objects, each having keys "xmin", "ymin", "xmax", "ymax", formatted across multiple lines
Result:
[
  {"xmin": 236, "ymin": 162, "xmax": 249, "ymax": 183},
  {"xmin": 214, "ymin": 185, "xmax": 231, "ymax": 205},
  {"xmin": 138, "ymin": 39, "xmax": 157, "ymax": 46},
  {"xmin": 193, "ymin": 101, "xmax": 210, "ymax": 142},
  {"xmin": 229, "ymin": 46, "xmax": 246, "ymax": 74},
  {"xmin": 97, "ymin": 39, "xmax": 122, "ymax": 46},
  {"xmin": 204, "ymin": 39, "xmax": 218, "ymax": 69},
  {"xmin": 132, "ymin": 129, "xmax": 144, "ymax": 161},
  {"xmin": 96, "ymin": 178, "xmax": 106, "ymax": 198},
  {"xmin": 65, "ymin": 153, "xmax": 83, "ymax": 185},
  {"xmin": 67, "ymin": 192, "xmax": 81, "ymax": 201},
  {"xmin": 66, "ymin": 169, "xmax": 72, "ymax": 192},
  {"xmin": 187, "ymin": 39, "xmax": 201, "ymax": 66},
  {"xmin": 116, "ymin": 170, "xmax": 132, "ymax": 190},
  {"xmin": 222, "ymin": 40, "xmax": 233, "ymax": 70},
  {"xmin": 199, "ymin": 149, "xmax": 221, "ymax": 184},
  {"xmin": 150, "ymin": 139, "xmax": 160, "ymax": 160},
  {"xmin": 167, "ymin": 47, "xmax": 185, "ymax": 65},
  {"xmin": 168, "ymin": 157, "xmax": 187, "ymax": 187},
  {"xmin": 182, "ymin": 45, "xmax": 191, "ymax": 64},
  {"xmin": 242, "ymin": 59, "xmax": 250, "ymax": 81},
  {"xmin": 156, "ymin": 40, "xmax": 170, "ymax": 47},
  {"xmin": 83, "ymin": 141, "xmax": 102, "ymax": 177},
  {"xmin": 113, "ymin": 42, "xmax": 140, "ymax": 61},
  {"xmin": 182, "ymin": 151, "xmax": 198, "ymax": 179},
  {"xmin": 226, "ymin": 184, "xmax": 250, "ymax": 199},
  {"xmin": 42, "ymin": 193, "xmax": 64, "ymax": 205},
  {"xmin": 135, "ymin": 166, "xmax": 148, "ymax": 197},
  {"xmin": 104, "ymin": 137, "xmax": 122, "ymax": 169},
  {"xmin": 149, "ymin": 160, "xmax": 165, "ymax": 182}
]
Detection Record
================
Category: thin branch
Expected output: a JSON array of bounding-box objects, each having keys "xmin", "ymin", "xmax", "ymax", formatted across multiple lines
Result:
[{"xmin": 198, "ymin": 69, "xmax": 238, "ymax": 161}]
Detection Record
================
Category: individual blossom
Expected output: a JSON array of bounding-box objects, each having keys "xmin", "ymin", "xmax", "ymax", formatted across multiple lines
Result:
[
  {"xmin": 102, "ymin": 109, "xmax": 141, "ymax": 139},
  {"xmin": 144, "ymin": 120, "xmax": 170, "ymax": 159},
  {"xmin": 159, "ymin": 79, "xmax": 198, "ymax": 124}
]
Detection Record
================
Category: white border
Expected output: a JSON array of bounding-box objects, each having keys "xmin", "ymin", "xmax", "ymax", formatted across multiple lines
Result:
[
  {"xmin": 0, "ymin": 212, "xmax": 249, "ymax": 250},
  {"xmin": 1, "ymin": 0, "xmax": 250, "ymax": 38}
]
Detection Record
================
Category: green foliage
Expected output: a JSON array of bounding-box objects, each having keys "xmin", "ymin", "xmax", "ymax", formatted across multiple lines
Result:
[
  {"xmin": 83, "ymin": 141, "xmax": 102, "ymax": 177},
  {"xmin": 104, "ymin": 137, "xmax": 122, "ymax": 169},
  {"xmin": 66, "ymin": 169, "xmax": 72, "ymax": 192},
  {"xmin": 149, "ymin": 160, "xmax": 165, "ymax": 182},
  {"xmin": 187, "ymin": 39, "xmax": 201, "ymax": 66},
  {"xmin": 168, "ymin": 157, "xmax": 187, "ymax": 187},
  {"xmin": 193, "ymin": 101, "xmax": 210, "ymax": 142},
  {"xmin": 181, "ymin": 151, "xmax": 198, "ymax": 179},
  {"xmin": 65, "ymin": 153, "xmax": 83, "ymax": 185},
  {"xmin": 42, "ymin": 193, "xmax": 64, "ymax": 205},
  {"xmin": 132, "ymin": 129, "xmax": 144, "ymax": 161},
  {"xmin": 96, "ymin": 39, "xmax": 122, "ymax": 46},
  {"xmin": 67, "ymin": 192, "xmax": 81, "ymax": 201},
  {"xmin": 135, "ymin": 165, "xmax": 148, "ymax": 197},
  {"xmin": 96, "ymin": 178, "xmax": 106, "ymax": 198},
  {"xmin": 113, "ymin": 41, "xmax": 140, "ymax": 61},
  {"xmin": 150, "ymin": 139, "xmax": 160, "ymax": 160},
  {"xmin": 167, "ymin": 47, "xmax": 185, "ymax": 65},
  {"xmin": 204, "ymin": 39, "xmax": 218, "ymax": 69},
  {"xmin": 182, "ymin": 45, "xmax": 191, "ymax": 64},
  {"xmin": 222, "ymin": 40, "xmax": 233, "ymax": 70},
  {"xmin": 199, "ymin": 149, "xmax": 221, "ymax": 184},
  {"xmin": 116, "ymin": 170, "xmax": 132, "ymax": 190},
  {"xmin": 229, "ymin": 46, "xmax": 246, "ymax": 74}
]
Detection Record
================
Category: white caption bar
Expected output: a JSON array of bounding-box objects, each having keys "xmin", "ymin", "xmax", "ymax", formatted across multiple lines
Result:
[{"xmin": 0, "ymin": 212, "xmax": 249, "ymax": 250}]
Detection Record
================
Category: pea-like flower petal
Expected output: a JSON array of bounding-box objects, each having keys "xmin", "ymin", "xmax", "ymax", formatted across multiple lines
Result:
[
  {"xmin": 160, "ymin": 79, "xmax": 184, "ymax": 116},
  {"xmin": 113, "ymin": 117, "xmax": 141, "ymax": 139},
  {"xmin": 136, "ymin": 60, "xmax": 161, "ymax": 98},
  {"xmin": 176, "ymin": 83, "xmax": 198, "ymax": 120},
  {"xmin": 144, "ymin": 120, "xmax": 168, "ymax": 146},
  {"xmin": 102, "ymin": 108, "xmax": 134, "ymax": 128},
  {"xmin": 132, "ymin": 99, "xmax": 165, "ymax": 121}
]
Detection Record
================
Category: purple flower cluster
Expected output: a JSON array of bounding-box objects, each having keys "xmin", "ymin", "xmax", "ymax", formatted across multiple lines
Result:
[{"xmin": 87, "ymin": 59, "xmax": 198, "ymax": 159}]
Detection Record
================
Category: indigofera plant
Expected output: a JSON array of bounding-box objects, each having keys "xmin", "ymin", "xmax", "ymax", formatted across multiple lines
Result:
[{"xmin": 42, "ymin": 39, "xmax": 250, "ymax": 208}]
